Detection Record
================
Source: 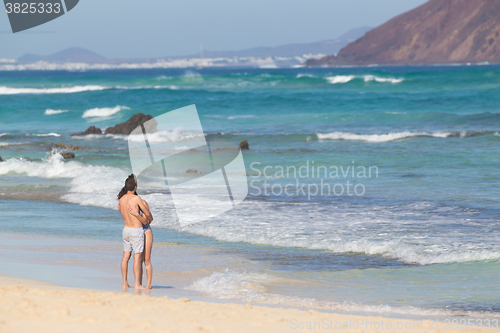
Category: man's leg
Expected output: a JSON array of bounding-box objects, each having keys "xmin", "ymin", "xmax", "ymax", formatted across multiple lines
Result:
[
  {"xmin": 121, "ymin": 251, "xmax": 132, "ymax": 288},
  {"xmin": 133, "ymin": 252, "xmax": 146, "ymax": 289}
]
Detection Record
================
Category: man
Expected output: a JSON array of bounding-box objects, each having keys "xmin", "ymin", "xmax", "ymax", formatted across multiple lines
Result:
[{"xmin": 117, "ymin": 174, "xmax": 152, "ymax": 289}]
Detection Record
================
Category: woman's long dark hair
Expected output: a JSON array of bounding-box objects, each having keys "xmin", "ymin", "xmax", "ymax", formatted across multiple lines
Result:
[{"xmin": 117, "ymin": 174, "xmax": 137, "ymax": 200}]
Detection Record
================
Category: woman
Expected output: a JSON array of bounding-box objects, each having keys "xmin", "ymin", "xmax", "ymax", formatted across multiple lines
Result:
[{"xmin": 128, "ymin": 199, "xmax": 153, "ymax": 289}]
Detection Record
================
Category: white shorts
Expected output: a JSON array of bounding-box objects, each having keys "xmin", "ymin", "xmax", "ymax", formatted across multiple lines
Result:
[{"xmin": 123, "ymin": 227, "xmax": 144, "ymax": 254}]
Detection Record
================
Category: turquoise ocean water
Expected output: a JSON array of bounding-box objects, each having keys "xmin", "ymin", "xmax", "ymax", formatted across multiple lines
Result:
[{"xmin": 0, "ymin": 66, "xmax": 499, "ymax": 317}]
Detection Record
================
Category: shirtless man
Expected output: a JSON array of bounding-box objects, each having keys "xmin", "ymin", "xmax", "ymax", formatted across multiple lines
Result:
[{"xmin": 117, "ymin": 174, "xmax": 152, "ymax": 289}]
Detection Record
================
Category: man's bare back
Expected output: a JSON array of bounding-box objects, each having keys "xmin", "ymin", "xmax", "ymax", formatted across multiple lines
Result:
[{"xmin": 119, "ymin": 193, "xmax": 150, "ymax": 228}]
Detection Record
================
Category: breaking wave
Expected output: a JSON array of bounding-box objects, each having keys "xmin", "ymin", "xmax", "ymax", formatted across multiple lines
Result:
[
  {"xmin": 0, "ymin": 85, "xmax": 108, "ymax": 95},
  {"xmin": 317, "ymin": 131, "xmax": 453, "ymax": 142},
  {"xmin": 45, "ymin": 109, "xmax": 68, "ymax": 115},
  {"xmin": 82, "ymin": 105, "xmax": 130, "ymax": 118},
  {"xmin": 325, "ymin": 75, "xmax": 403, "ymax": 84}
]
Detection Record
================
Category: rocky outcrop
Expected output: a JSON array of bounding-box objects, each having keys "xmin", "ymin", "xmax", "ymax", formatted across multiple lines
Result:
[
  {"xmin": 50, "ymin": 142, "xmax": 85, "ymax": 150},
  {"xmin": 60, "ymin": 152, "xmax": 75, "ymax": 159},
  {"xmin": 104, "ymin": 113, "xmax": 157, "ymax": 135},
  {"xmin": 239, "ymin": 140, "xmax": 249, "ymax": 150},
  {"xmin": 71, "ymin": 126, "xmax": 102, "ymax": 136},
  {"xmin": 307, "ymin": 0, "xmax": 500, "ymax": 66},
  {"xmin": 0, "ymin": 156, "xmax": 3, "ymax": 162}
]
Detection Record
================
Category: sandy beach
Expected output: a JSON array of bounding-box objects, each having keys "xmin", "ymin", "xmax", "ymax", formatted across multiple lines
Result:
[{"xmin": 2, "ymin": 275, "xmax": 494, "ymax": 333}]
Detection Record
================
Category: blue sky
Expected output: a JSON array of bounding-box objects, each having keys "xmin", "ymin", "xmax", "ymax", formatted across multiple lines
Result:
[{"xmin": 0, "ymin": 0, "xmax": 427, "ymax": 59}]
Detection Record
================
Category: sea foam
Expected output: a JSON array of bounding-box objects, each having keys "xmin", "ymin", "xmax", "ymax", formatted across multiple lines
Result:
[
  {"xmin": 325, "ymin": 75, "xmax": 355, "ymax": 84},
  {"xmin": 82, "ymin": 105, "xmax": 130, "ymax": 118},
  {"xmin": 0, "ymin": 154, "xmax": 127, "ymax": 210},
  {"xmin": 187, "ymin": 269, "xmax": 500, "ymax": 318},
  {"xmin": 1, "ymin": 155, "xmax": 498, "ymax": 267},
  {"xmin": 30, "ymin": 133, "xmax": 61, "ymax": 137},
  {"xmin": 325, "ymin": 75, "xmax": 403, "ymax": 84},
  {"xmin": 316, "ymin": 131, "xmax": 452, "ymax": 142},
  {"xmin": 45, "ymin": 109, "xmax": 68, "ymax": 115},
  {"xmin": 0, "ymin": 85, "xmax": 108, "ymax": 95}
]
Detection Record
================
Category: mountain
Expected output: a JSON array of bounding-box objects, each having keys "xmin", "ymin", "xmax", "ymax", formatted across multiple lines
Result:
[
  {"xmin": 196, "ymin": 26, "xmax": 372, "ymax": 58},
  {"xmin": 18, "ymin": 47, "xmax": 108, "ymax": 63},
  {"xmin": 307, "ymin": 0, "xmax": 500, "ymax": 66}
]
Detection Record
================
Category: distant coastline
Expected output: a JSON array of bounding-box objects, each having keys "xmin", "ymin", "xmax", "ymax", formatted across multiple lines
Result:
[{"xmin": 0, "ymin": 60, "xmax": 495, "ymax": 71}]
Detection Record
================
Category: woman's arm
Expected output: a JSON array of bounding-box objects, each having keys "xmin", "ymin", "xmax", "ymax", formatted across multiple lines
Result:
[
  {"xmin": 142, "ymin": 200, "xmax": 153, "ymax": 223},
  {"xmin": 128, "ymin": 206, "xmax": 148, "ymax": 225},
  {"xmin": 136, "ymin": 197, "xmax": 152, "ymax": 223}
]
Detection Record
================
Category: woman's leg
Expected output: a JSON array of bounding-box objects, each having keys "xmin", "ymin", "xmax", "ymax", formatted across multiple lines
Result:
[
  {"xmin": 143, "ymin": 229, "xmax": 153, "ymax": 289},
  {"xmin": 138, "ymin": 236, "xmax": 145, "ymax": 286}
]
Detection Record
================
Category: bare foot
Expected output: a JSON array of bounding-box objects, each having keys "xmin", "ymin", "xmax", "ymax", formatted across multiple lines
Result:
[
  {"xmin": 123, "ymin": 284, "xmax": 132, "ymax": 288},
  {"xmin": 146, "ymin": 285, "xmax": 152, "ymax": 290},
  {"xmin": 135, "ymin": 285, "xmax": 146, "ymax": 290}
]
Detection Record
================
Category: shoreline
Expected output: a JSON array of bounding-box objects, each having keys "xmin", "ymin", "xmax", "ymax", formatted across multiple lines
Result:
[
  {"xmin": 1, "ymin": 230, "xmax": 499, "ymax": 321},
  {"xmin": 1, "ymin": 275, "xmax": 495, "ymax": 333}
]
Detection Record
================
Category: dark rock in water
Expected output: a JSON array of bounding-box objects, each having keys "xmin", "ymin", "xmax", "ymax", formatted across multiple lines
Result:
[
  {"xmin": 50, "ymin": 142, "xmax": 86, "ymax": 150},
  {"xmin": 71, "ymin": 126, "xmax": 102, "ymax": 136},
  {"xmin": 239, "ymin": 140, "xmax": 249, "ymax": 150},
  {"xmin": 0, "ymin": 156, "xmax": 3, "ymax": 162},
  {"xmin": 60, "ymin": 152, "xmax": 75, "ymax": 159},
  {"xmin": 217, "ymin": 132, "xmax": 222, "ymax": 135},
  {"xmin": 186, "ymin": 168, "xmax": 202, "ymax": 174},
  {"xmin": 104, "ymin": 113, "xmax": 158, "ymax": 135}
]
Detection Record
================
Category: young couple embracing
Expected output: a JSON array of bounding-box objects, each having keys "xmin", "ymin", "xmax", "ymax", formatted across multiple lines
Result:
[{"xmin": 117, "ymin": 174, "xmax": 154, "ymax": 290}]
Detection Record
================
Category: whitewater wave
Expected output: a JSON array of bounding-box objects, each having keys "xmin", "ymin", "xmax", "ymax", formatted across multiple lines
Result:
[
  {"xmin": 187, "ymin": 269, "xmax": 499, "ymax": 318},
  {"xmin": 326, "ymin": 75, "xmax": 355, "ymax": 84},
  {"xmin": 296, "ymin": 73, "xmax": 316, "ymax": 78},
  {"xmin": 82, "ymin": 105, "xmax": 130, "ymax": 118},
  {"xmin": 325, "ymin": 75, "xmax": 403, "ymax": 84},
  {"xmin": 1, "ymin": 156, "xmax": 498, "ymax": 267},
  {"xmin": 0, "ymin": 85, "xmax": 108, "ymax": 95},
  {"xmin": 0, "ymin": 142, "xmax": 29, "ymax": 147},
  {"xmin": 128, "ymin": 129, "xmax": 205, "ymax": 143},
  {"xmin": 170, "ymin": 219, "xmax": 500, "ymax": 266},
  {"xmin": 45, "ymin": 109, "xmax": 68, "ymax": 115},
  {"xmin": 0, "ymin": 154, "xmax": 127, "ymax": 209},
  {"xmin": 29, "ymin": 133, "xmax": 61, "ymax": 137},
  {"xmin": 317, "ymin": 131, "xmax": 453, "ymax": 142},
  {"xmin": 69, "ymin": 129, "xmax": 204, "ymax": 143},
  {"xmin": 363, "ymin": 75, "xmax": 403, "ymax": 83}
]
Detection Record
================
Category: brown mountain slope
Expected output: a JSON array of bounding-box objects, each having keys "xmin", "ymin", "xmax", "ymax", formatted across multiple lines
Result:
[{"xmin": 307, "ymin": 0, "xmax": 500, "ymax": 66}]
